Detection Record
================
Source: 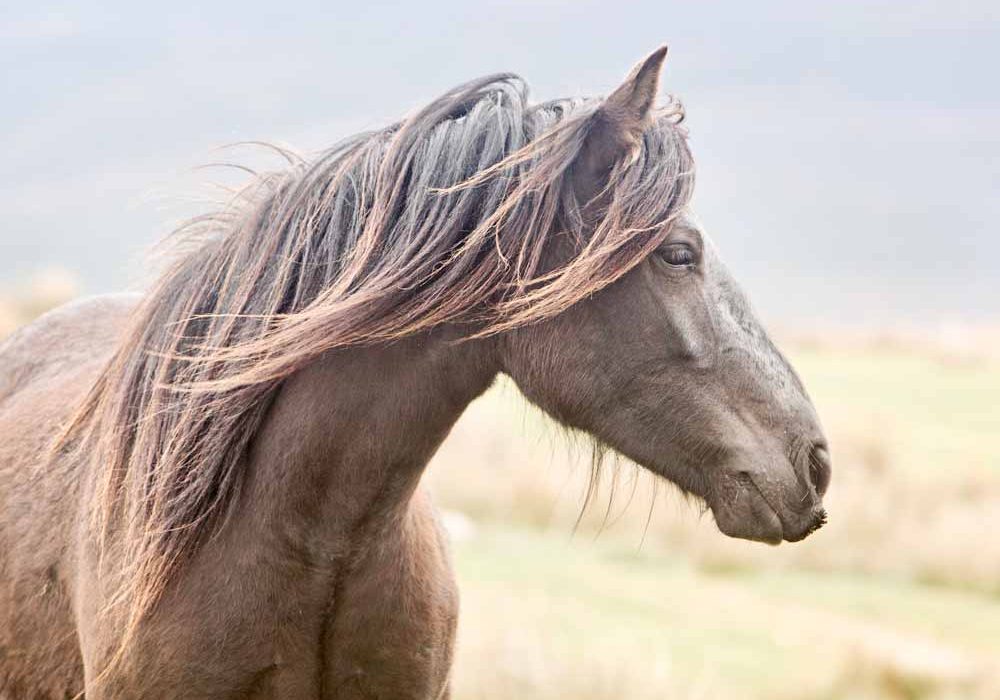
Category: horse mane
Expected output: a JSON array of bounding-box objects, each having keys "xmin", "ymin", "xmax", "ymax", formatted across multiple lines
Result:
[{"xmin": 62, "ymin": 73, "xmax": 693, "ymax": 636}]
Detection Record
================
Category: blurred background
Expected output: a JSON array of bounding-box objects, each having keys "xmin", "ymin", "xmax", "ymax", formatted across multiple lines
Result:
[{"xmin": 2, "ymin": 2, "xmax": 998, "ymax": 698}]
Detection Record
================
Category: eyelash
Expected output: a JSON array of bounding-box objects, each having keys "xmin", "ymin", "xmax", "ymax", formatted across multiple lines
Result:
[{"xmin": 659, "ymin": 243, "xmax": 697, "ymax": 267}]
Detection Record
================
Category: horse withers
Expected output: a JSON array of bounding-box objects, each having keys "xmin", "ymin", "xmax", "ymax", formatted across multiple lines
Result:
[{"xmin": 0, "ymin": 47, "xmax": 830, "ymax": 698}]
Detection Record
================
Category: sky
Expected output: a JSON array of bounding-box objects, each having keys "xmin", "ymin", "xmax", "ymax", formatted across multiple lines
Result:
[{"xmin": 2, "ymin": 1, "xmax": 998, "ymax": 326}]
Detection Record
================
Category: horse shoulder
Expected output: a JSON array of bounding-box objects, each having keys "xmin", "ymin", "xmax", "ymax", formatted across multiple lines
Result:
[{"xmin": 321, "ymin": 487, "xmax": 459, "ymax": 699}]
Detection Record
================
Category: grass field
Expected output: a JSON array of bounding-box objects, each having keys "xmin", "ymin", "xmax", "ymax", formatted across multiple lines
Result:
[
  {"xmin": 4, "ymin": 283, "xmax": 997, "ymax": 699},
  {"xmin": 426, "ymin": 343, "xmax": 1000, "ymax": 699}
]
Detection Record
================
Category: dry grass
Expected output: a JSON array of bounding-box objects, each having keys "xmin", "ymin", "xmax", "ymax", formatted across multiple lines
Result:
[
  {"xmin": 426, "ymin": 342, "xmax": 1000, "ymax": 597},
  {"xmin": 4, "ymin": 288, "xmax": 998, "ymax": 699},
  {"xmin": 424, "ymin": 335, "xmax": 1000, "ymax": 699},
  {"xmin": 445, "ymin": 523, "xmax": 1000, "ymax": 700},
  {"xmin": 795, "ymin": 650, "xmax": 1000, "ymax": 700}
]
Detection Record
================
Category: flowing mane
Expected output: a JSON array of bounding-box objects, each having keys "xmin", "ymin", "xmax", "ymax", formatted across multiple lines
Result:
[{"xmin": 63, "ymin": 73, "xmax": 693, "ymax": 633}]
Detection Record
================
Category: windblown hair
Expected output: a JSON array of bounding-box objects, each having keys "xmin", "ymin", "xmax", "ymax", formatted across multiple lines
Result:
[{"xmin": 64, "ymin": 73, "xmax": 693, "ymax": 641}]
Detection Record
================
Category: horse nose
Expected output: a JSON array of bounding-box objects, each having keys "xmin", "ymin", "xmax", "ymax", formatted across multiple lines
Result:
[{"xmin": 807, "ymin": 441, "xmax": 832, "ymax": 497}]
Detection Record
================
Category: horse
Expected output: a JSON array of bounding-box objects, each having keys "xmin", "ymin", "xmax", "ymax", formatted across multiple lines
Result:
[{"xmin": 0, "ymin": 46, "xmax": 830, "ymax": 699}]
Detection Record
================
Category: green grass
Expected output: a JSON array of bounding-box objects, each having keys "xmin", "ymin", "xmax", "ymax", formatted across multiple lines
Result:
[
  {"xmin": 450, "ymin": 526, "xmax": 1000, "ymax": 699},
  {"xmin": 7, "ymin": 280, "xmax": 1000, "ymax": 698},
  {"xmin": 431, "ymin": 344, "xmax": 1000, "ymax": 699},
  {"xmin": 790, "ymin": 348, "xmax": 1000, "ymax": 479}
]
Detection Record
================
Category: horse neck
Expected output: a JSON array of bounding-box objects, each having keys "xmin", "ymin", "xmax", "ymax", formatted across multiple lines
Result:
[{"xmin": 234, "ymin": 329, "xmax": 498, "ymax": 558}]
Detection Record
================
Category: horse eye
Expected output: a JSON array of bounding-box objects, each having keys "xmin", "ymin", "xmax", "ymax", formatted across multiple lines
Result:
[{"xmin": 660, "ymin": 243, "xmax": 696, "ymax": 268}]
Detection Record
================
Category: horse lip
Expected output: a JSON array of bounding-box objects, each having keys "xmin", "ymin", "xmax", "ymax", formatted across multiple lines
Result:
[
  {"xmin": 710, "ymin": 472, "xmax": 784, "ymax": 545},
  {"xmin": 782, "ymin": 506, "xmax": 828, "ymax": 542},
  {"xmin": 744, "ymin": 474, "xmax": 784, "ymax": 545},
  {"xmin": 744, "ymin": 472, "xmax": 826, "ymax": 544},
  {"xmin": 710, "ymin": 464, "xmax": 826, "ymax": 545}
]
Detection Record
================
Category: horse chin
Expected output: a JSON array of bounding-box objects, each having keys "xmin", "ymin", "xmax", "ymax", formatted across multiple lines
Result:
[{"xmin": 709, "ymin": 481, "xmax": 785, "ymax": 546}]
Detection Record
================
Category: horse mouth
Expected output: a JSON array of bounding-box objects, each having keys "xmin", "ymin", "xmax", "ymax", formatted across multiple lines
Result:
[
  {"xmin": 709, "ymin": 472, "xmax": 827, "ymax": 545},
  {"xmin": 782, "ymin": 505, "xmax": 828, "ymax": 542}
]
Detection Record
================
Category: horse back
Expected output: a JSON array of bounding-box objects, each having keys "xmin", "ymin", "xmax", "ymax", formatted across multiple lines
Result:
[
  {"xmin": 0, "ymin": 293, "xmax": 139, "ymax": 699},
  {"xmin": 0, "ymin": 293, "xmax": 140, "ymax": 405}
]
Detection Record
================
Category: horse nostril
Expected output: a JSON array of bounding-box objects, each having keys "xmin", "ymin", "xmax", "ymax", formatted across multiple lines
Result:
[{"xmin": 808, "ymin": 443, "xmax": 832, "ymax": 497}]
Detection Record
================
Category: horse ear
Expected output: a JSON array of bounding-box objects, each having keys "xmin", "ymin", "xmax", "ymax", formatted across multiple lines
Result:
[{"xmin": 573, "ymin": 45, "xmax": 669, "ymax": 201}]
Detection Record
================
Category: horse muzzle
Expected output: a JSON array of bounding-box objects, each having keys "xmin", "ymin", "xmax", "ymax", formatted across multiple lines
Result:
[{"xmin": 707, "ymin": 440, "xmax": 830, "ymax": 545}]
